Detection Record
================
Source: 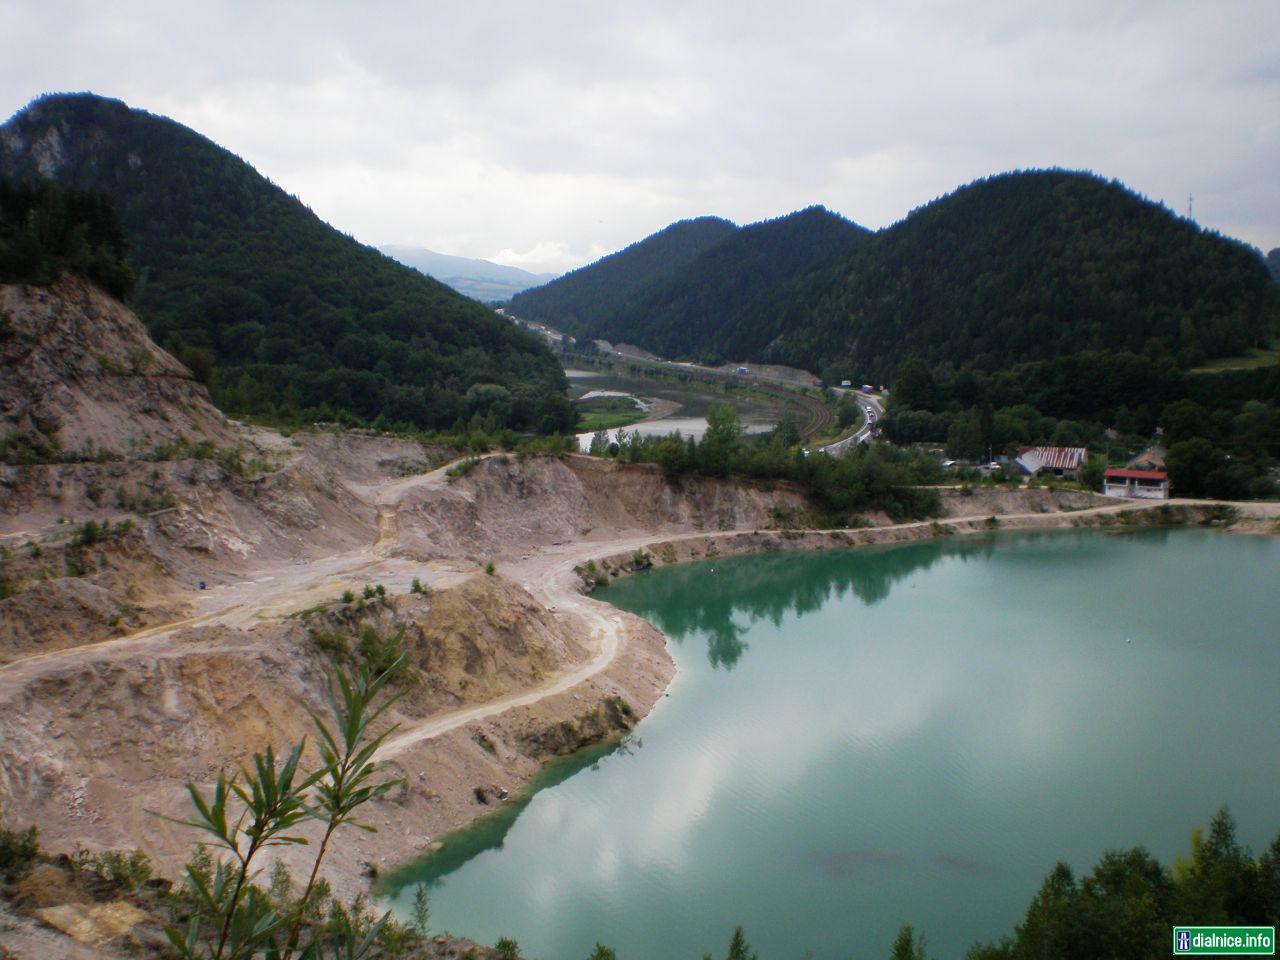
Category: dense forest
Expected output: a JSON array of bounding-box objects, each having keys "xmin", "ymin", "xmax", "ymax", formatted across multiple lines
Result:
[
  {"xmin": 507, "ymin": 215, "xmax": 738, "ymax": 338},
  {"xmin": 0, "ymin": 94, "xmax": 573, "ymax": 433},
  {"xmin": 510, "ymin": 207, "xmax": 867, "ymax": 361},
  {"xmin": 1268, "ymin": 247, "xmax": 1279, "ymax": 282},
  {"xmin": 765, "ymin": 171, "xmax": 1277, "ymax": 383},
  {"xmin": 511, "ymin": 171, "xmax": 1279, "ymax": 389},
  {"xmin": 0, "ymin": 179, "xmax": 133, "ymax": 297}
]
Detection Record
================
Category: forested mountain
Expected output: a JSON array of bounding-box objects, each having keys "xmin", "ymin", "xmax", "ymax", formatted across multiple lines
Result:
[
  {"xmin": 380, "ymin": 244, "xmax": 556, "ymax": 302},
  {"xmin": 517, "ymin": 206, "xmax": 867, "ymax": 361},
  {"xmin": 0, "ymin": 93, "xmax": 572, "ymax": 433},
  {"xmin": 764, "ymin": 171, "xmax": 1278, "ymax": 384},
  {"xmin": 514, "ymin": 170, "xmax": 1278, "ymax": 386},
  {"xmin": 506, "ymin": 215, "xmax": 737, "ymax": 340},
  {"xmin": 1267, "ymin": 247, "xmax": 1279, "ymax": 282}
]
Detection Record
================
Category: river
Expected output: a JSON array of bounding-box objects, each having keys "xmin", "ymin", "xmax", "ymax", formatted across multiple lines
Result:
[
  {"xmin": 383, "ymin": 529, "xmax": 1280, "ymax": 959},
  {"xmin": 566, "ymin": 367, "xmax": 780, "ymax": 449}
]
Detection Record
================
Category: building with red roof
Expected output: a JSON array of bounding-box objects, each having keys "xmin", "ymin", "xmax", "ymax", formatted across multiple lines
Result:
[{"xmin": 1103, "ymin": 468, "xmax": 1170, "ymax": 500}]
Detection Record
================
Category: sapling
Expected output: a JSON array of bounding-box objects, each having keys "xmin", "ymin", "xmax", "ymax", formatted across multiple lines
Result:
[{"xmin": 159, "ymin": 645, "xmax": 408, "ymax": 960}]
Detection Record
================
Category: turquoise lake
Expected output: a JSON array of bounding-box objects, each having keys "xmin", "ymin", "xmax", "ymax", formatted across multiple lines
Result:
[{"xmin": 385, "ymin": 529, "xmax": 1280, "ymax": 959}]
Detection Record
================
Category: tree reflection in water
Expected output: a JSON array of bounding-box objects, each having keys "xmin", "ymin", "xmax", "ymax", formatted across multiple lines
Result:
[{"xmin": 601, "ymin": 537, "xmax": 1000, "ymax": 669}]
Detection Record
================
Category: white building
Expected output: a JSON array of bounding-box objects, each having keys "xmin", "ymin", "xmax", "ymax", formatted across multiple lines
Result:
[{"xmin": 1103, "ymin": 468, "xmax": 1170, "ymax": 499}]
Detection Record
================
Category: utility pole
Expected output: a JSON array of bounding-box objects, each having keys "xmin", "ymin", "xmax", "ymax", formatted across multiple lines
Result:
[{"xmin": 1188, "ymin": 193, "xmax": 1194, "ymax": 219}]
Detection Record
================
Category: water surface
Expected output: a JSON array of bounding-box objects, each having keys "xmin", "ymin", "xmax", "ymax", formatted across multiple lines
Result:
[
  {"xmin": 386, "ymin": 530, "xmax": 1280, "ymax": 959},
  {"xmin": 565, "ymin": 365, "xmax": 778, "ymax": 449}
]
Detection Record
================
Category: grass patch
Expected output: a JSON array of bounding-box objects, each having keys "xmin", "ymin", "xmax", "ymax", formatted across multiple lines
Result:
[
  {"xmin": 1189, "ymin": 341, "xmax": 1280, "ymax": 373},
  {"xmin": 574, "ymin": 395, "xmax": 647, "ymax": 432}
]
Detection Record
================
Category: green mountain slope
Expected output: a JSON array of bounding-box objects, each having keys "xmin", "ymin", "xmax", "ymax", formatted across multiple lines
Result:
[
  {"xmin": 571, "ymin": 206, "xmax": 868, "ymax": 362},
  {"xmin": 0, "ymin": 93, "xmax": 572, "ymax": 432},
  {"xmin": 507, "ymin": 215, "xmax": 737, "ymax": 340},
  {"xmin": 764, "ymin": 170, "xmax": 1278, "ymax": 383}
]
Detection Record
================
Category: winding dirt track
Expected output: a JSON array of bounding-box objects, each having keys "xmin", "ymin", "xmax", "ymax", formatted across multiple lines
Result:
[{"xmin": 4, "ymin": 472, "xmax": 1273, "ymax": 751}]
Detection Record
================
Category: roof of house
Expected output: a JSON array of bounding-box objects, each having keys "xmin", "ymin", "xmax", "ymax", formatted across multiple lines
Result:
[
  {"xmin": 1016, "ymin": 446, "xmax": 1088, "ymax": 472},
  {"xmin": 1104, "ymin": 468, "xmax": 1168, "ymax": 481}
]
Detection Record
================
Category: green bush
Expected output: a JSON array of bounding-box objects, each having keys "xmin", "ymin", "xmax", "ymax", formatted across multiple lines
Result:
[
  {"xmin": 87, "ymin": 848, "xmax": 153, "ymax": 891},
  {"xmin": 358, "ymin": 625, "xmax": 410, "ymax": 680},
  {"xmin": 0, "ymin": 823, "xmax": 39, "ymax": 882}
]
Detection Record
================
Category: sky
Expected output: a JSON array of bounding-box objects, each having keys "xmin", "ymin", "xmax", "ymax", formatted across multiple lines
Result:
[{"xmin": 2, "ymin": 1, "xmax": 1277, "ymax": 274}]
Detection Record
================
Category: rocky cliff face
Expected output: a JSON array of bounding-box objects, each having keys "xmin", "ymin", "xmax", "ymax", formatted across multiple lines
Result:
[{"xmin": 0, "ymin": 275, "xmax": 233, "ymax": 461}]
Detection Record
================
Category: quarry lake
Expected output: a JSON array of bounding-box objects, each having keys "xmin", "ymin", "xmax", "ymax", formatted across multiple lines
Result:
[{"xmin": 385, "ymin": 529, "xmax": 1280, "ymax": 959}]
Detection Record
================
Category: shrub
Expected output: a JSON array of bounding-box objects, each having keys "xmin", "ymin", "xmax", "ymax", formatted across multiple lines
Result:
[
  {"xmin": 310, "ymin": 629, "xmax": 350, "ymax": 662},
  {"xmin": 495, "ymin": 936, "xmax": 521, "ymax": 958},
  {"xmin": 0, "ymin": 823, "xmax": 39, "ymax": 882},
  {"xmin": 341, "ymin": 589, "xmax": 355, "ymax": 604},
  {"xmin": 484, "ymin": 561, "xmax": 496, "ymax": 576},
  {"xmin": 446, "ymin": 456, "xmax": 481, "ymax": 479},
  {"xmin": 358, "ymin": 625, "xmax": 410, "ymax": 680},
  {"xmin": 70, "ymin": 519, "xmax": 104, "ymax": 547},
  {"xmin": 87, "ymin": 849, "xmax": 153, "ymax": 891}
]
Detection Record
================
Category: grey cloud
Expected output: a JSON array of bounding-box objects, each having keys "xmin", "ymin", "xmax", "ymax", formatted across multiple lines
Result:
[{"xmin": 2, "ymin": 0, "xmax": 1277, "ymax": 272}]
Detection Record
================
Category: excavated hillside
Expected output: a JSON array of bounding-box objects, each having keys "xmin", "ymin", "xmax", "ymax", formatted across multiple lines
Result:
[
  {"xmin": 0, "ymin": 275, "xmax": 234, "ymax": 459},
  {"xmin": 390, "ymin": 453, "xmax": 811, "ymax": 564}
]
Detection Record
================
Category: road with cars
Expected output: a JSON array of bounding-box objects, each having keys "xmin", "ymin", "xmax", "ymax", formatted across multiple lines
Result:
[{"xmin": 818, "ymin": 389, "xmax": 884, "ymax": 456}]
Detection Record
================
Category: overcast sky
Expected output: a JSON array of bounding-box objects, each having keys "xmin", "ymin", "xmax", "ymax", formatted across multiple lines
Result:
[{"xmin": 3, "ymin": 1, "xmax": 1277, "ymax": 274}]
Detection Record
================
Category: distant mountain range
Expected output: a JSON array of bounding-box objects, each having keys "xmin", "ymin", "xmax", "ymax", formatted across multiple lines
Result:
[
  {"xmin": 0, "ymin": 93, "xmax": 572, "ymax": 433},
  {"xmin": 511, "ymin": 170, "xmax": 1279, "ymax": 384},
  {"xmin": 380, "ymin": 245, "xmax": 556, "ymax": 302}
]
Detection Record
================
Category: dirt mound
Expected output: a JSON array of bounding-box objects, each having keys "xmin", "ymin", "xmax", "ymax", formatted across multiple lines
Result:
[{"xmin": 0, "ymin": 276, "xmax": 234, "ymax": 459}]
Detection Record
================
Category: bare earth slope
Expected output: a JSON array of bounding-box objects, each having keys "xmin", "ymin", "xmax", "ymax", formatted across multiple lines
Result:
[{"xmin": 1, "ymin": 275, "xmax": 235, "ymax": 459}]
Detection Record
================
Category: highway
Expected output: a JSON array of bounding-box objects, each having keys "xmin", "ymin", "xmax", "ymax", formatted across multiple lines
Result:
[{"xmin": 817, "ymin": 389, "xmax": 884, "ymax": 456}]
